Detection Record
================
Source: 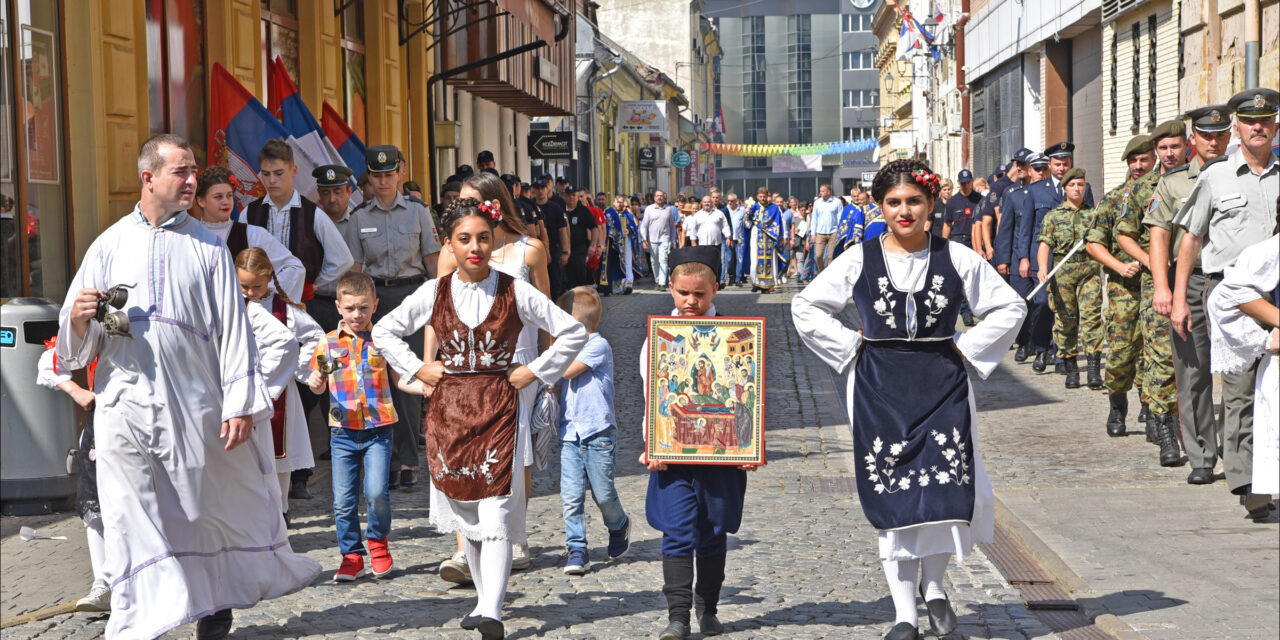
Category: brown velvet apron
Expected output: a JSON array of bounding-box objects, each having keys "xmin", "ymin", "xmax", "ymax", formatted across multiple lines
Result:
[{"xmin": 425, "ymin": 272, "xmax": 521, "ymax": 501}]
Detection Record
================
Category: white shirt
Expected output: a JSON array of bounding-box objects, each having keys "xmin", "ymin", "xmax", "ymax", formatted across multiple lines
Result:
[
  {"xmin": 811, "ymin": 196, "xmax": 843, "ymax": 235},
  {"xmin": 202, "ymin": 219, "xmax": 306, "ymax": 302},
  {"xmin": 686, "ymin": 209, "xmax": 733, "ymax": 246},
  {"xmin": 266, "ymin": 189, "xmax": 355, "ymax": 291}
]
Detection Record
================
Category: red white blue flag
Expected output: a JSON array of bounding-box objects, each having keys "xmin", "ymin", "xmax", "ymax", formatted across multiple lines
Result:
[
  {"xmin": 208, "ymin": 62, "xmax": 288, "ymax": 213},
  {"xmin": 268, "ymin": 57, "xmax": 349, "ymax": 198},
  {"xmin": 321, "ymin": 101, "xmax": 367, "ymax": 181}
]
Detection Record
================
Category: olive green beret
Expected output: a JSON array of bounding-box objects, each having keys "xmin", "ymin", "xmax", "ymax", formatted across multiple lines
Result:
[{"xmin": 1121, "ymin": 135, "xmax": 1153, "ymax": 161}]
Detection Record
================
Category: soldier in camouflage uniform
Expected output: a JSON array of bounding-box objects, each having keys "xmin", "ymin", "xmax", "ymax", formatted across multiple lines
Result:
[
  {"xmin": 1084, "ymin": 135, "xmax": 1155, "ymax": 437},
  {"xmin": 1037, "ymin": 167, "xmax": 1095, "ymax": 389},
  {"xmin": 1115, "ymin": 120, "xmax": 1189, "ymax": 467}
]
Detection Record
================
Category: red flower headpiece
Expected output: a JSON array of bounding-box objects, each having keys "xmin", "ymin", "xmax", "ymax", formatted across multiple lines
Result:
[
  {"xmin": 477, "ymin": 199, "xmax": 502, "ymax": 221},
  {"xmin": 910, "ymin": 169, "xmax": 941, "ymax": 197},
  {"xmin": 227, "ymin": 174, "xmax": 240, "ymax": 190}
]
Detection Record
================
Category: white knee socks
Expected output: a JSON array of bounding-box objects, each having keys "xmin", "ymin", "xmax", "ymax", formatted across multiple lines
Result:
[
  {"xmin": 85, "ymin": 517, "xmax": 107, "ymax": 588},
  {"xmin": 466, "ymin": 538, "xmax": 514, "ymax": 620},
  {"xmin": 920, "ymin": 553, "xmax": 951, "ymax": 602},
  {"xmin": 882, "ymin": 558, "xmax": 920, "ymax": 626}
]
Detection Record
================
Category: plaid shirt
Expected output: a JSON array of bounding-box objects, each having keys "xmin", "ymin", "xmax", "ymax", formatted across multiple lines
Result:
[{"xmin": 311, "ymin": 321, "xmax": 398, "ymax": 430}]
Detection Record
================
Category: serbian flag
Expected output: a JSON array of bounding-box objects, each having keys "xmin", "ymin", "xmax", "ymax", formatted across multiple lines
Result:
[
  {"xmin": 894, "ymin": 8, "xmax": 935, "ymax": 61},
  {"xmin": 208, "ymin": 62, "xmax": 290, "ymax": 212},
  {"xmin": 322, "ymin": 101, "xmax": 367, "ymax": 181},
  {"xmin": 268, "ymin": 57, "xmax": 348, "ymax": 197}
]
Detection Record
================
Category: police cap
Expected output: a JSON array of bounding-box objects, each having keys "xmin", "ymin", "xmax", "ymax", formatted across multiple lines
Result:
[
  {"xmin": 1184, "ymin": 104, "xmax": 1232, "ymax": 132},
  {"xmin": 313, "ymin": 164, "xmax": 354, "ymax": 187},
  {"xmin": 1044, "ymin": 141, "xmax": 1075, "ymax": 158},
  {"xmin": 1012, "ymin": 147, "xmax": 1034, "ymax": 164},
  {"xmin": 1228, "ymin": 88, "xmax": 1279, "ymax": 118},
  {"xmin": 1149, "ymin": 120, "xmax": 1186, "ymax": 144},
  {"xmin": 1062, "ymin": 167, "xmax": 1086, "ymax": 184},
  {"xmin": 1028, "ymin": 153, "xmax": 1050, "ymax": 168},
  {"xmin": 1121, "ymin": 135, "xmax": 1153, "ymax": 161},
  {"xmin": 957, "ymin": 169, "xmax": 974, "ymax": 183},
  {"xmin": 366, "ymin": 145, "xmax": 401, "ymax": 173}
]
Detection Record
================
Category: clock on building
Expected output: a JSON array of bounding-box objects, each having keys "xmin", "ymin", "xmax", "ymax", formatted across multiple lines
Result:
[{"xmin": 850, "ymin": 0, "xmax": 875, "ymax": 9}]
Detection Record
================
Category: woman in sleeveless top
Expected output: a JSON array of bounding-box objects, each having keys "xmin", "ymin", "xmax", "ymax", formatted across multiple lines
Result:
[
  {"xmin": 434, "ymin": 173, "xmax": 551, "ymax": 576},
  {"xmin": 375, "ymin": 198, "xmax": 586, "ymax": 639},
  {"xmin": 792, "ymin": 160, "xmax": 1026, "ymax": 640}
]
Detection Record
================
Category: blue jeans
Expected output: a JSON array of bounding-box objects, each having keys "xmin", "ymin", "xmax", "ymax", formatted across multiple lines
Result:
[
  {"xmin": 721, "ymin": 242, "xmax": 736, "ymax": 283},
  {"xmin": 560, "ymin": 426, "xmax": 629, "ymax": 551},
  {"xmin": 650, "ymin": 242, "xmax": 671, "ymax": 286},
  {"xmin": 330, "ymin": 426, "xmax": 393, "ymax": 555}
]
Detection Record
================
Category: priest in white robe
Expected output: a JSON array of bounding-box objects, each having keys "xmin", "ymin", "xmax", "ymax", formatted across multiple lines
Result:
[{"xmin": 57, "ymin": 134, "xmax": 321, "ymax": 640}]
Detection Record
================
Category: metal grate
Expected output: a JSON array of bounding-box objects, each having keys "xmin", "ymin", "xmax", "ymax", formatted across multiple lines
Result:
[{"xmin": 1102, "ymin": 0, "xmax": 1145, "ymax": 22}]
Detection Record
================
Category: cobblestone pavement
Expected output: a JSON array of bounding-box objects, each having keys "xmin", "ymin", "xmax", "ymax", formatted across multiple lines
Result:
[{"xmin": 2, "ymin": 279, "xmax": 1275, "ymax": 639}]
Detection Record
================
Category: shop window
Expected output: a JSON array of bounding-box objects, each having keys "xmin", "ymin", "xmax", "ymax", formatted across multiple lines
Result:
[
  {"xmin": 2, "ymin": 0, "xmax": 70, "ymax": 300},
  {"xmin": 340, "ymin": 2, "xmax": 366, "ymax": 141},
  {"xmin": 261, "ymin": 0, "xmax": 299, "ymax": 99},
  {"xmin": 146, "ymin": 0, "xmax": 207, "ymax": 164}
]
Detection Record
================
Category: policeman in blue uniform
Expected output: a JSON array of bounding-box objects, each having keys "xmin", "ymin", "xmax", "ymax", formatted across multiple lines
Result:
[{"xmin": 997, "ymin": 152, "xmax": 1049, "ymax": 361}]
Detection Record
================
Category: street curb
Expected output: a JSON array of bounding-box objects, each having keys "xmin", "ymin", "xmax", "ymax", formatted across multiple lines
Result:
[{"xmin": 992, "ymin": 496, "xmax": 1148, "ymax": 640}]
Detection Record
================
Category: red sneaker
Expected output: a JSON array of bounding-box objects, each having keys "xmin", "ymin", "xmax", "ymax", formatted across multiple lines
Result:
[
  {"xmin": 368, "ymin": 538, "xmax": 394, "ymax": 578},
  {"xmin": 333, "ymin": 553, "xmax": 366, "ymax": 582}
]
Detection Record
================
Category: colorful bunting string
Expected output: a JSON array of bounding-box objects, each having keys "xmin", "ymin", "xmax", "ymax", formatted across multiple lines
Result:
[{"xmin": 699, "ymin": 137, "xmax": 879, "ymax": 157}]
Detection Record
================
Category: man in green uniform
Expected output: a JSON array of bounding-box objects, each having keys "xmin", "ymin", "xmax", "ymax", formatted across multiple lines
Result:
[
  {"xmin": 1173, "ymin": 88, "xmax": 1279, "ymax": 520},
  {"xmin": 1037, "ymin": 167, "xmax": 1095, "ymax": 389},
  {"xmin": 1142, "ymin": 106, "xmax": 1232, "ymax": 482},
  {"xmin": 1084, "ymin": 135, "xmax": 1155, "ymax": 436}
]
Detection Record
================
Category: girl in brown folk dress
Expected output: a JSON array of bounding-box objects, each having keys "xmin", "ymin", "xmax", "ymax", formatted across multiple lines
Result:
[{"xmin": 373, "ymin": 198, "xmax": 588, "ymax": 640}]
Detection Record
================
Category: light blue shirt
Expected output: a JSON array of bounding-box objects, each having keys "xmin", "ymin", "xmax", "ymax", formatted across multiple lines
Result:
[
  {"xmin": 558, "ymin": 333, "xmax": 616, "ymax": 441},
  {"xmin": 811, "ymin": 195, "xmax": 842, "ymax": 235},
  {"xmin": 727, "ymin": 204, "xmax": 748, "ymax": 236},
  {"xmin": 780, "ymin": 208, "xmax": 795, "ymax": 239}
]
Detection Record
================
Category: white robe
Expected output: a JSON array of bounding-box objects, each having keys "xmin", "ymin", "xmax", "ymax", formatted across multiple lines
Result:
[
  {"xmin": 373, "ymin": 269, "xmax": 587, "ymax": 541},
  {"xmin": 56, "ymin": 208, "xmax": 322, "ymax": 639},
  {"xmin": 1207, "ymin": 234, "xmax": 1279, "ymax": 495},
  {"xmin": 202, "ymin": 218, "xmax": 306, "ymax": 302},
  {"xmin": 791, "ymin": 242, "xmax": 1026, "ymax": 561},
  {"xmin": 247, "ymin": 293, "xmax": 323, "ymax": 474}
]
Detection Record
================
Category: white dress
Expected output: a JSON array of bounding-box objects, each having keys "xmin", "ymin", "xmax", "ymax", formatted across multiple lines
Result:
[
  {"xmin": 248, "ymin": 293, "xmax": 323, "ymax": 474},
  {"xmin": 56, "ymin": 208, "xmax": 321, "ymax": 639},
  {"xmin": 1207, "ymin": 234, "xmax": 1279, "ymax": 495},
  {"xmin": 791, "ymin": 242, "xmax": 1026, "ymax": 561},
  {"xmin": 491, "ymin": 236, "xmax": 539, "ymax": 468},
  {"xmin": 373, "ymin": 270, "xmax": 587, "ymax": 541},
  {"xmin": 201, "ymin": 218, "xmax": 306, "ymax": 301}
]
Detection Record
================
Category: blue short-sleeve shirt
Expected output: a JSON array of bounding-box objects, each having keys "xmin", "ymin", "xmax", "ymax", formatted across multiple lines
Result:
[{"xmin": 559, "ymin": 333, "xmax": 616, "ymax": 441}]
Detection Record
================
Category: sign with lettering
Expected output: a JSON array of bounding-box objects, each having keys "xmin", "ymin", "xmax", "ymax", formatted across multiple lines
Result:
[{"xmin": 528, "ymin": 131, "xmax": 573, "ymax": 160}]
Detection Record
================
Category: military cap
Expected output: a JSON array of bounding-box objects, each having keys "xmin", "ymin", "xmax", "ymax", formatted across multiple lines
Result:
[
  {"xmin": 1044, "ymin": 141, "xmax": 1075, "ymax": 158},
  {"xmin": 1062, "ymin": 167, "xmax": 1086, "ymax": 184},
  {"xmin": 1028, "ymin": 153, "xmax": 1050, "ymax": 168},
  {"xmin": 1149, "ymin": 120, "xmax": 1186, "ymax": 144},
  {"xmin": 440, "ymin": 180, "xmax": 462, "ymax": 197},
  {"xmin": 312, "ymin": 164, "xmax": 354, "ymax": 187},
  {"xmin": 555, "ymin": 176, "xmax": 569, "ymax": 184},
  {"xmin": 1012, "ymin": 147, "xmax": 1034, "ymax": 164},
  {"xmin": 1228, "ymin": 88, "xmax": 1279, "ymax": 118},
  {"xmin": 957, "ymin": 169, "xmax": 974, "ymax": 183},
  {"xmin": 1184, "ymin": 104, "xmax": 1232, "ymax": 132},
  {"xmin": 668, "ymin": 245, "xmax": 721, "ymax": 282},
  {"xmin": 366, "ymin": 145, "xmax": 401, "ymax": 173},
  {"xmin": 1121, "ymin": 135, "xmax": 1153, "ymax": 161}
]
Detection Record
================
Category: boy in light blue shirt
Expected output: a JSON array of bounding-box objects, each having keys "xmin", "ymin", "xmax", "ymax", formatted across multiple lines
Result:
[{"xmin": 556, "ymin": 286, "xmax": 631, "ymax": 576}]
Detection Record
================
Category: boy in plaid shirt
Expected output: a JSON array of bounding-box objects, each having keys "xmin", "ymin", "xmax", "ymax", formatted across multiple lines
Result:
[{"xmin": 308, "ymin": 272, "xmax": 426, "ymax": 581}]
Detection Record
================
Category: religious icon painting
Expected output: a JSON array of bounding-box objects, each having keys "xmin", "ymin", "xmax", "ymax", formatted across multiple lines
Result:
[{"xmin": 646, "ymin": 316, "xmax": 766, "ymax": 466}]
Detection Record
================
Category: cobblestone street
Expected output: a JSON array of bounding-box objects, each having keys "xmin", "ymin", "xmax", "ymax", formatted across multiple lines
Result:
[{"xmin": 2, "ymin": 284, "xmax": 1276, "ymax": 639}]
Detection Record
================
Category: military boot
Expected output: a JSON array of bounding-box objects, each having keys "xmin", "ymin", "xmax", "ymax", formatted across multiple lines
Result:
[
  {"xmin": 1145, "ymin": 411, "xmax": 1159, "ymax": 444},
  {"xmin": 1106, "ymin": 393, "xmax": 1127, "ymax": 437},
  {"xmin": 1156, "ymin": 414, "xmax": 1184, "ymax": 467},
  {"xmin": 1086, "ymin": 353, "xmax": 1104, "ymax": 390},
  {"xmin": 1063, "ymin": 357, "xmax": 1081, "ymax": 389},
  {"xmin": 1136, "ymin": 402, "xmax": 1150, "ymax": 425}
]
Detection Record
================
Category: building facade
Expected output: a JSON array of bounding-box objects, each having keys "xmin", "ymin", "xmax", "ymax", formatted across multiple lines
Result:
[
  {"xmin": 2, "ymin": 0, "xmax": 575, "ymax": 303},
  {"xmin": 836, "ymin": 0, "xmax": 883, "ymax": 192}
]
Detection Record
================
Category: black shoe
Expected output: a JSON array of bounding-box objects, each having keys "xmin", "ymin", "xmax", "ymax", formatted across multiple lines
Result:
[
  {"xmin": 1063, "ymin": 357, "xmax": 1081, "ymax": 389},
  {"xmin": 1136, "ymin": 402, "xmax": 1150, "ymax": 425},
  {"xmin": 283, "ymin": 512, "xmax": 291, "ymax": 528},
  {"xmin": 1014, "ymin": 344, "xmax": 1029, "ymax": 362},
  {"xmin": 1156, "ymin": 415, "xmax": 1184, "ymax": 467},
  {"xmin": 1145, "ymin": 412, "xmax": 1159, "ymax": 444},
  {"xmin": 319, "ymin": 449, "xmax": 332, "ymax": 461},
  {"xmin": 884, "ymin": 621, "xmax": 920, "ymax": 640},
  {"xmin": 400, "ymin": 468, "xmax": 416, "ymax": 489},
  {"xmin": 1244, "ymin": 494, "xmax": 1276, "ymax": 522},
  {"xmin": 461, "ymin": 614, "xmax": 482, "ymax": 630},
  {"xmin": 698, "ymin": 613, "xmax": 724, "ymax": 636},
  {"xmin": 1032, "ymin": 350, "xmax": 1048, "ymax": 373},
  {"xmin": 1086, "ymin": 354, "xmax": 1104, "ymax": 389},
  {"xmin": 1186, "ymin": 468, "xmax": 1215, "ymax": 485},
  {"xmin": 923, "ymin": 595, "xmax": 958, "ymax": 636},
  {"xmin": 1105, "ymin": 393, "xmax": 1127, "ymax": 437},
  {"xmin": 289, "ymin": 480, "xmax": 312, "ymax": 500},
  {"xmin": 1054, "ymin": 359, "xmax": 1067, "ymax": 374},
  {"xmin": 476, "ymin": 616, "xmax": 505, "ymax": 640},
  {"xmin": 659, "ymin": 620, "xmax": 691, "ymax": 640},
  {"xmin": 388, "ymin": 472, "xmax": 400, "ymax": 490},
  {"xmin": 962, "ymin": 313, "xmax": 976, "ymax": 327},
  {"xmin": 196, "ymin": 609, "xmax": 233, "ymax": 640}
]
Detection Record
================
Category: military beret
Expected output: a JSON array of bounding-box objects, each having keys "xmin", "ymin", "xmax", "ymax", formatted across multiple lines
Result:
[
  {"xmin": 1149, "ymin": 120, "xmax": 1186, "ymax": 144},
  {"xmin": 1184, "ymin": 104, "xmax": 1232, "ymax": 132},
  {"xmin": 1229, "ymin": 87, "xmax": 1279, "ymax": 118},
  {"xmin": 1012, "ymin": 147, "xmax": 1034, "ymax": 164},
  {"xmin": 1028, "ymin": 153, "xmax": 1050, "ymax": 168},
  {"xmin": 440, "ymin": 180, "xmax": 462, "ymax": 197},
  {"xmin": 1063, "ymin": 167, "xmax": 1086, "ymax": 184},
  {"xmin": 366, "ymin": 145, "xmax": 401, "ymax": 173},
  {"xmin": 668, "ymin": 245, "xmax": 721, "ymax": 283},
  {"xmin": 312, "ymin": 164, "xmax": 354, "ymax": 187},
  {"xmin": 957, "ymin": 169, "xmax": 974, "ymax": 183},
  {"xmin": 1044, "ymin": 141, "xmax": 1075, "ymax": 158},
  {"xmin": 1121, "ymin": 135, "xmax": 1153, "ymax": 161}
]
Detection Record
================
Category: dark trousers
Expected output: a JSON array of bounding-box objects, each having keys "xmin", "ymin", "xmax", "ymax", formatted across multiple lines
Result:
[
  {"xmin": 566, "ymin": 246, "xmax": 593, "ymax": 288},
  {"xmin": 1009, "ymin": 274, "xmax": 1034, "ymax": 345},
  {"xmin": 373, "ymin": 282, "xmax": 422, "ymax": 470},
  {"xmin": 548, "ymin": 254, "xmax": 567, "ymax": 300},
  {"xmin": 948, "ymin": 236, "xmax": 974, "ymax": 318}
]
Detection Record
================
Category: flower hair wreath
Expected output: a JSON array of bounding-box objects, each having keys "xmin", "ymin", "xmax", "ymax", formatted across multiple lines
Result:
[
  {"xmin": 476, "ymin": 199, "xmax": 502, "ymax": 221},
  {"xmin": 910, "ymin": 169, "xmax": 941, "ymax": 197}
]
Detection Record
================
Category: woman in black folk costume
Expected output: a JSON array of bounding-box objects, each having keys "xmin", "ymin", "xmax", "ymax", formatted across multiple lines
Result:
[{"xmin": 792, "ymin": 160, "xmax": 1026, "ymax": 640}]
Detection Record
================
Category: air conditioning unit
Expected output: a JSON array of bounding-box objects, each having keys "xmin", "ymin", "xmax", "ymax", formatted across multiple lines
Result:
[{"xmin": 947, "ymin": 113, "xmax": 962, "ymax": 135}]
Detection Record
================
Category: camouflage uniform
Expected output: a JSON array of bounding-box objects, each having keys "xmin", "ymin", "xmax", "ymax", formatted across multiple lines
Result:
[
  {"xmin": 1115, "ymin": 171, "xmax": 1176, "ymax": 416},
  {"xmin": 1085, "ymin": 179, "xmax": 1145, "ymax": 399},
  {"xmin": 1039, "ymin": 201, "xmax": 1098, "ymax": 358}
]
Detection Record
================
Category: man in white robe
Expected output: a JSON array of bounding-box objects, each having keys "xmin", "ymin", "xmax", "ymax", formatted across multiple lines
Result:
[{"xmin": 57, "ymin": 134, "xmax": 321, "ymax": 640}]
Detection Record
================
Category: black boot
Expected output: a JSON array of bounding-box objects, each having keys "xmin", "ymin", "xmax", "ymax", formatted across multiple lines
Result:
[
  {"xmin": 1145, "ymin": 411, "xmax": 1159, "ymax": 444},
  {"xmin": 196, "ymin": 609, "xmax": 233, "ymax": 640},
  {"xmin": 1063, "ymin": 357, "xmax": 1081, "ymax": 389},
  {"xmin": 1086, "ymin": 354, "xmax": 1104, "ymax": 390},
  {"xmin": 1106, "ymin": 393, "xmax": 1128, "ymax": 437},
  {"xmin": 1014, "ymin": 344, "xmax": 1029, "ymax": 362},
  {"xmin": 660, "ymin": 555, "xmax": 694, "ymax": 639},
  {"xmin": 694, "ymin": 556, "xmax": 727, "ymax": 636},
  {"xmin": 1032, "ymin": 349, "xmax": 1048, "ymax": 373},
  {"xmin": 1157, "ymin": 414, "xmax": 1184, "ymax": 467},
  {"xmin": 1050, "ymin": 345, "xmax": 1065, "ymax": 374},
  {"xmin": 1136, "ymin": 402, "xmax": 1150, "ymax": 425}
]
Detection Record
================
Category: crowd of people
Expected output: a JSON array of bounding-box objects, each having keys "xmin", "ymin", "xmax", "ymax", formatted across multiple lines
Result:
[{"xmin": 38, "ymin": 85, "xmax": 1276, "ymax": 640}]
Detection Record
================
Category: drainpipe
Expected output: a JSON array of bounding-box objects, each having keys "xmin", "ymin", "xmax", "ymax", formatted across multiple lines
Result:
[
  {"xmin": 1244, "ymin": 0, "xmax": 1259, "ymax": 87},
  {"xmin": 589, "ymin": 61, "xmax": 623, "ymax": 195},
  {"xmin": 957, "ymin": 0, "xmax": 970, "ymax": 167}
]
